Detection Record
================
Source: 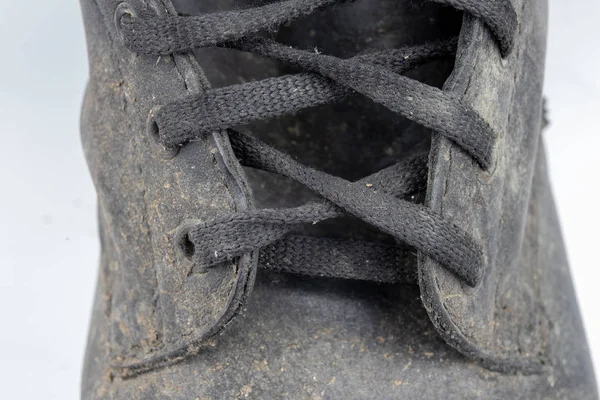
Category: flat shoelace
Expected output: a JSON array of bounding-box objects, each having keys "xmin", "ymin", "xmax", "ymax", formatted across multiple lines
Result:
[{"xmin": 118, "ymin": 0, "xmax": 518, "ymax": 288}]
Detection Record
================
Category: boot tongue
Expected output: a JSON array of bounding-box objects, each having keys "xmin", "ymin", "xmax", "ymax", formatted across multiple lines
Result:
[
  {"xmin": 277, "ymin": 0, "xmax": 461, "ymax": 58},
  {"xmin": 172, "ymin": 0, "xmax": 461, "ymax": 57},
  {"xmin": 171, "ymin": 0, "xmax": 461, "ymax": 244}
]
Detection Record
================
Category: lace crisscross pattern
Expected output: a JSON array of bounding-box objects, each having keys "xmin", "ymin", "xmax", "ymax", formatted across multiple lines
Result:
[{"xmin": 117, "ymin": 0, "xmax": 518, "ymax": 288}]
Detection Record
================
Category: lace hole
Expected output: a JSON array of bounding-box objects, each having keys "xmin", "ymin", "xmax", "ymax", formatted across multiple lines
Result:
[
  {"xmin": 177, "ymin": 230, "xmax": 196, "ymax": 261},
  {"xmin": 146, "ymin": 108, "xmax": 180, "ymax": 160},
  {"xmin": 114, "ymin": 2, "xmax": 135, "ymax": 43},
  {"xmin": 175, "ymin": 222, "xmax": 210, "ymax": 275},
  {"xmin": 500, "ymin": 50, "xmax": 511, "ymax": 67}
]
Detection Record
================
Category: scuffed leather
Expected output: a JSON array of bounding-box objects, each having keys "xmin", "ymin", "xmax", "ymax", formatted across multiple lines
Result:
[
  {"xmin": 421, "ymin": 0, "xmax": 551, "ymax": 372},
  {"xmin": 80, "ymin": 0, "xmax": 598, "ymax": 398},
  {"xmin": 83, "ymin": 141, "xmax": 598, "ymax": 399},
  {"xmin": 80, "ymin": 0, "xmax": 257, "ymax": 376}
]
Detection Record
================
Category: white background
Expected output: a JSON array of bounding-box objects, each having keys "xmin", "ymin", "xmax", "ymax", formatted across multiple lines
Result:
[{"xmin": 0, "ymin": 1, "xmax": 597, "ymax": 398}]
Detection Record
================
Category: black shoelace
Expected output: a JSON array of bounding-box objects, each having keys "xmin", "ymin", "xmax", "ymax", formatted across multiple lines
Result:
[{"xmin": 117, "ymin": 0, "xmax": 518, "ymax": 288}]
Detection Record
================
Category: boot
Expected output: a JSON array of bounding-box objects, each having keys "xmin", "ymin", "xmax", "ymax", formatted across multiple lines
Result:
[{"xmin": 80, "ymin": 0, "xmax": 597, "ymax": 398}]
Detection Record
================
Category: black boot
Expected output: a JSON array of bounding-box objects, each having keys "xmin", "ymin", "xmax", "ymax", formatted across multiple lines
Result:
[{"xmin": 80, "ymin": 0, "xmax": 597, "ymax": 398}]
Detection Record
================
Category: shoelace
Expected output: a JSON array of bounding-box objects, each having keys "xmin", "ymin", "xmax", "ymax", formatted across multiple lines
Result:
[{"xmin": 117, "ymin": 0, "xmax": 518, "ymax": 288}]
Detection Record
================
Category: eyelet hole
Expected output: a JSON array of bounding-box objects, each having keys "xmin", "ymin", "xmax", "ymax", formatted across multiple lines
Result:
[
  {"xmin": 147, "ymin": 117, "xmax": 161, "ymax": 143},
  {"xmin": 175, "ymin": 225, "xmax": 196, "ymax": 261},
  {"xmin": 146, "ymin": 108, "xmax": 179, "ymax": 159},
  {"xmin": 180, "ymin": 233, "xmax": 196, "ymax": 261},
  {"xmin": 114, "ymin": 2, "xmax": 135, "ymax": 43},
  {"xmin": 175, "ymin": 221, "xmax": 211, "ymax": 275}
]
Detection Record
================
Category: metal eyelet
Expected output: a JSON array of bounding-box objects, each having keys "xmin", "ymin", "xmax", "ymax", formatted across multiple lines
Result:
[
  {"xmin": 114, "ymin": 2, "xmax": 135, "ymax": 44},
  {"xmin": 146, "ymin": 107, "xmax": 180, "ymax": 160}
]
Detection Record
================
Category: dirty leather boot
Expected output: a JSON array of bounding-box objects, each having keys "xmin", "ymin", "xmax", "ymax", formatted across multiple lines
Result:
[{"xmin": 80, "ymin": 0, "xmax": 598, "ymax": 398}]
